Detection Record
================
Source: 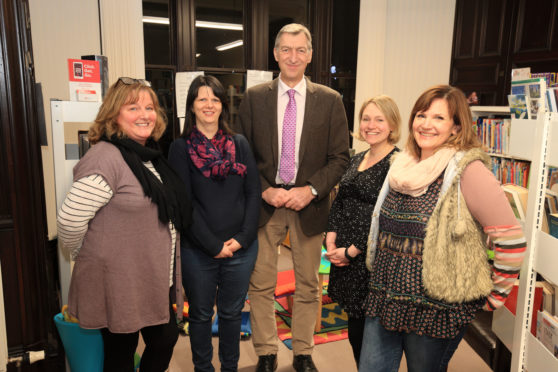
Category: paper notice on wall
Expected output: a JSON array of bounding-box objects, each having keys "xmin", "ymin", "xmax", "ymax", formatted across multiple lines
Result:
[
  {"xmin": 246, "ymin": 70, "xmax": 273, "ymax": 89},
  {"xmin": 175, "ymin": 71, "xmax": 205, "ymax": 118},
  {"xmin": 67, "ymin": 59, "xmax": 101, "ymax": 102}
]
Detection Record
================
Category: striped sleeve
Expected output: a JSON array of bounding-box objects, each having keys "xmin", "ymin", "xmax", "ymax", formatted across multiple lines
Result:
[
  {"xmin": 460, "ymin": 160, "xmax": 526, "ymax": 311},
  {"xmin": 483, "ymin": 225, "xmax": 526, "ymax": 310},
  {"xmin": 57, "ymin": 174, "xmax": 113, "ymax": 259}
]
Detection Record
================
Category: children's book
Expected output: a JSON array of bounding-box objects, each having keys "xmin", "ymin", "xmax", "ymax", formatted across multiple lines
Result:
[
  {"xmin": 508, "ymin": 94, "xmax": 529, "ymax": 119},
  {"xmin": 549, "ymin": 213, "xmax": 558, "ymax": 239},
  {"xmin": 503, "ymin": 184, "xmax": 527, "ymax": 221},
  {"xmin": 511, "ymin": 78, "xmax": 547, "ymax": 119}
]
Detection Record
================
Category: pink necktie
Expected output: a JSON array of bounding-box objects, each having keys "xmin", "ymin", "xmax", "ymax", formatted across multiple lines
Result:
[{"xmin": 280, "ymin": 89, "xmax": 297, "ymax": 184}]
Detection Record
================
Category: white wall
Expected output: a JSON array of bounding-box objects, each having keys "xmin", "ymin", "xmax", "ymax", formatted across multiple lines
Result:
[
  {"xmin": 353, "ymin": 0, "xmax": 457, "ymax": 153},
  {"xmin": 29, "ymin": 0, "xmax": 145, "ymax": 240}
]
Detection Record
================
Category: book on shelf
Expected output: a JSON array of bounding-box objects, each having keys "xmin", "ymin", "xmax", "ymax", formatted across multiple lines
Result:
[
  {"xmin": 546, "ymin": 193, "xmax": 558, "ymax": 215},
  {"xmin": 549, "ymin": 167, "xmax": 558, "ymax": 192},
  {"xmin": 542, "ymin": 191, "xmax": 558, "ymax": 234},
  {"xmin": 502, "ymin": 184, "xmax": 528, "ymax": 221},
  {"xmin": 508, "ymin": 94, "xmax": 529, "ymax": 119},
  {"xmin": 541, "ymin": 280, "xmax": 556, "ymax": 316},
  {"xmin": 512, "ymin": 67, "xmax": 531, "ymax": 81},
  {"xmin": 548, "ymin": 190, "xmax": 558, "ymax": 211},
  {"xmin": 506, "ymin": 281, "xmax": 544, "ymax": 337},
  {"xmin": 490, "ymin": 157, "xmax": 530, "ymax": 188},
  {"xmin": 531, "ymin": 72, "xmax": 556, "ymax": 87},
  {"xmin": 511, "ymin": 78, "xmax": 547, "ymax": 119},
  {"xmin": 546, "ymin": 88, "xmax": 558, "ymax": 113},
  {"xmin": 549, "ymin": 213, "xmax": 558, "ymax": 239},
  {"xmin": 536, "ymin": 310, "xmax": 558, "ymax": 358},
  {"xmin": 474, "ymin": 117, "xmax": 510, "ymax": 154}
]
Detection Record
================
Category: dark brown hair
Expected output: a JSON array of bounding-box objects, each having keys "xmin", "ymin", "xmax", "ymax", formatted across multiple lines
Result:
[{"xmin": 180, "ymin": 75, "xmax": 233, "ymax": 138}]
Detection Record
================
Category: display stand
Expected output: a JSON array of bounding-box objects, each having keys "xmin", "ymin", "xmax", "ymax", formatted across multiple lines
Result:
[
  {"xmin": 50, "ymin": 100, "xmax": 102, "ymax": 306},
  {"xmin": 471, "ymin": 106, "xmax": 558, "ymax": 371}
]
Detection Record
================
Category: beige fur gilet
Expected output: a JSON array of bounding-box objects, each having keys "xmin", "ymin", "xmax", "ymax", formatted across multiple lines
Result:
[{"xmin": 422, "ymin": 147, "xmax": 493, "ymax": 303}]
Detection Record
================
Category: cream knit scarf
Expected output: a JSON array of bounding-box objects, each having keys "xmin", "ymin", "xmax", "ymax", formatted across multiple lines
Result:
[{"xmin": 389, "ymin": 147, "xmax": 457, "ymax": 197}]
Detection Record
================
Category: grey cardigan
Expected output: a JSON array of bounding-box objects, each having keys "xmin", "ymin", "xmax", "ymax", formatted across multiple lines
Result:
[{"xmin": 68, "ymin": 141, "xmax": 183, "ymax": 333}]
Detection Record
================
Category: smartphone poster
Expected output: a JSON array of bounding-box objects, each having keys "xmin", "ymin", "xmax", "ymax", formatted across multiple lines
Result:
[{"xmin": 67, "ymin": 59, "xmax": 101, "ymax": 102}]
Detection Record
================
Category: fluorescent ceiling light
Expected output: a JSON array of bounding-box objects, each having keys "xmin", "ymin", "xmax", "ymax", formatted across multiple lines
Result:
[
  {"xmin": 196, "ymin": 20, "xmax": 243, "ymax": 31},
  {"xmin": 142, "ymin": 16, "xmax": 169, "ymax": 25},
  {"xmin": 216, "ymin": 40, "xmax": 243, "ymax": 51},
  {"xmin": 142, "ymin": 18, "xmax": 243, "ymax": 31}
]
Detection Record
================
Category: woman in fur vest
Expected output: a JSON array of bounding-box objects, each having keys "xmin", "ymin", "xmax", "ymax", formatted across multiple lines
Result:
[{"xmin": 359, "ymin": 85, "xmax": 526, "ymax": 372}]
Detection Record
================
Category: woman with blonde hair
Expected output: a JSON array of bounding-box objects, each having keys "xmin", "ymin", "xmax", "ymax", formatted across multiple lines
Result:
[
  {"xmin": 57, "ymin": 77, "xmax": 191, "ymax": 372},
  {"xmin": 325, "ymin": 95, "xmax": 400, "ymax": 367}
]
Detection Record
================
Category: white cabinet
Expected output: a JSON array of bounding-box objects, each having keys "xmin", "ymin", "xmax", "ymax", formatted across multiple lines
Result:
[{"xmin": 472, "ymin": 106, "xmax": 558, "ymax": 371}]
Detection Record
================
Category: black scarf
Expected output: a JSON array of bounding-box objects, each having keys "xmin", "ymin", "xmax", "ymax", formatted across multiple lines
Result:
[{"xmin": 103, "ymin": 135, "xmax": 192, "ymax": 234}]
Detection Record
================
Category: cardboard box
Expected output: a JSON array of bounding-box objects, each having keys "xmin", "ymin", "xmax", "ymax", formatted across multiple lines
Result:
[{"xmin": 536, "ymin": 310, "xmax": 558, "ymax": 357}]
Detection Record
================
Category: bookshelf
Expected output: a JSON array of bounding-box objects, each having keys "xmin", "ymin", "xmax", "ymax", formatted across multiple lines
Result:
[
  {"xmin": 472, "ymin": 106, "xmax": 558, "ymax": 371},
  {"xmin": 471, "ymin": 106, "xmax": 532, "ymax": 187}
]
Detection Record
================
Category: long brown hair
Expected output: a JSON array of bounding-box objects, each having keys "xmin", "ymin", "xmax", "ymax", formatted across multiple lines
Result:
[
  {"xmin": 88, "ymin": 80, "xmax": 167, "ymax": 144},
  {"xmin": 406, "ymin": 85, "xmax": 480, "ymax": 159}
]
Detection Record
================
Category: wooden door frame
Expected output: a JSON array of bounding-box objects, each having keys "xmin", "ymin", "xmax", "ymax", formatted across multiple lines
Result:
[{"xmin": 0, "ymin": 0, "xmax": 64, "ymax": 370}]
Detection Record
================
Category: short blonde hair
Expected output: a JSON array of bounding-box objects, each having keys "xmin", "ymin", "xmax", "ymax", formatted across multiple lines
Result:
[
  {"xmin": 406, "ymin": 85, "xmax": 480, "ymax": 159},
  {"xmin": 353, "ymin": 95, "xmax": 401, "ymax": 144},
  {"xmin": 274, "ymin": 23, "xmax": 312, "ymax": 51},
  {"xmin": 88, "ymin": 80, "xmax": 167, "ymax": 144}
]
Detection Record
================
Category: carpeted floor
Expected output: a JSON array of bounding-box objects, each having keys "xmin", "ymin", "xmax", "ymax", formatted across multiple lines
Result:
[{"xmin": 274, "ymin": 294, "xmax": 348, "ymax": 349}]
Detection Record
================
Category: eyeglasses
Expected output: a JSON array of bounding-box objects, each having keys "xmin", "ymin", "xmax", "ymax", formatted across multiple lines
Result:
[{"xmin": 117, "ymin": 77, "xmax": 151, "ymax": 87}]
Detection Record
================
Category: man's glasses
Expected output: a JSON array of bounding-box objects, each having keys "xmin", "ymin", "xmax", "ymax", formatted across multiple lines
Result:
[{"xmin": 117, "ymin": 77, "xmax": 151, "ymax": 87}]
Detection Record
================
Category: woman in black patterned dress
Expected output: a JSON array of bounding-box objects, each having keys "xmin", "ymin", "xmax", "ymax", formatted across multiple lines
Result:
[{"xmin": 325, "ymin": 95, "xmax": 401, "ymax": 366}]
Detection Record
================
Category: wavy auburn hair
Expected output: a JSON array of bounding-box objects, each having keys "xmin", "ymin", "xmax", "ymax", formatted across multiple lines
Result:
[
  {"xmin": 88, "ymin": 80, "xmax": 167, "ymax": 144},
  {"xmin": 406, "ymin": 84, "xmax": 480, "ymax": 159}
]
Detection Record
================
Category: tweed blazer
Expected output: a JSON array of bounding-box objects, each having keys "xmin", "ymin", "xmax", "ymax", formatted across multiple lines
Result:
[{"xmin": 236, "ymin": 77, "xmax": 349, "ymax": 236}]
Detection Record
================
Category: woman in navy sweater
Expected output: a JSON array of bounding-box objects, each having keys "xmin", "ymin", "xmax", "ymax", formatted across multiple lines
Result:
[{"xmin": 168, "ymin": 75, "xmax": 260, "ymax": 371}]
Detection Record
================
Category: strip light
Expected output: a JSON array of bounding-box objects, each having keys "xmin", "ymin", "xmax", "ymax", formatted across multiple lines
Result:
[
  {"xmin": 142, "ymin": 16, "xmax": 169, "ymax": 25},
  {"xmin": 141, "ymin": 17, "xmax": 243, "ymax": 31},
  {"xmin": 216, "ymin": 40, "xmax": 243, "ymax": 51},
  {"xmin": 196, "ymin": 20, "xmax": 243, "ymax": 31}
]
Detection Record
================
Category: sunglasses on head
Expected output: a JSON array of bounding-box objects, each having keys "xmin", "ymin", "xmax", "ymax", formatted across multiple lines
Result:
[{"xmin": 117, "ymin": 77, "xmax": 151, "ymax": 87}]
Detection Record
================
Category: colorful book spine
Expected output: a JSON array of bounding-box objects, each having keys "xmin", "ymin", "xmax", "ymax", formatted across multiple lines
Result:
[{"xmin": 475, "ymin": 118, "xmax": 510, "ymax": 154}]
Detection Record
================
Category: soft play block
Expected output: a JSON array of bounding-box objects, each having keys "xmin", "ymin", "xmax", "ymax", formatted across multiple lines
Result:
[
  {"xmin": 275, "ymin": 270, "xmax": 295, "ymax": 297},
  {"xmin": 212, "ymin": 311, "xmax": 252, "ymax": 337}
]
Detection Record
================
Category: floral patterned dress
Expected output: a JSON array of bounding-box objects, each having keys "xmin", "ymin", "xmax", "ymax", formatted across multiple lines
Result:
[
  {"xmin": 327, "ymin": 148, "xmax": 398, "ymax": 318},
  {"xmin": 363, "ymin": 173, "xmax": 484, "ymax": 339}
]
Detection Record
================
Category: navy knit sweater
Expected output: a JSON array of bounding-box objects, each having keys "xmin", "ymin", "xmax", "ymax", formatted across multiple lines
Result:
[{"xmin": 168, "ymin": 134, "xmax": 261, "ymax": 256}]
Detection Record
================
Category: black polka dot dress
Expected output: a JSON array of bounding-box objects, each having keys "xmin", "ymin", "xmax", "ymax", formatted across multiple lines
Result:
[{"xmin": 327, "ymin": 148, "xmax": 398, "ymax": 318}]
